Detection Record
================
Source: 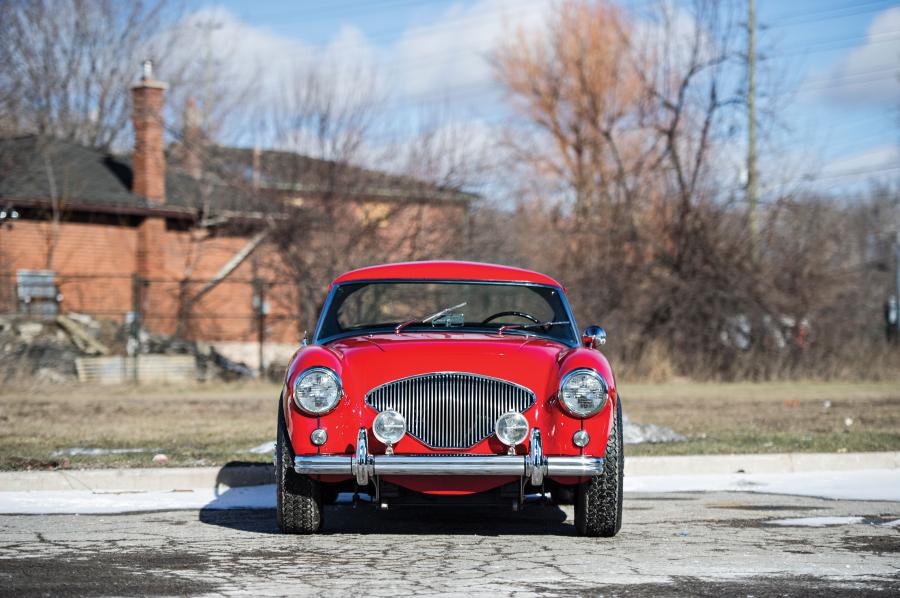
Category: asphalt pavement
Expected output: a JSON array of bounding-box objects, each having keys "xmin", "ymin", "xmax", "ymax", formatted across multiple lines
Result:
[{"xmin": 1, "ymin": 490, "xmax": 898, "ymax": 597}]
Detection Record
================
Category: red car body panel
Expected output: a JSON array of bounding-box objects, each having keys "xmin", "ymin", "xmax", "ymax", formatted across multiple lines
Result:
[
  {"xmin": 282, "ymin": 262, "xmax": 616, "ymax": 496},
  {"xmin": 333, "ymin": 260, "xmax": 565, "ymax": 288}
]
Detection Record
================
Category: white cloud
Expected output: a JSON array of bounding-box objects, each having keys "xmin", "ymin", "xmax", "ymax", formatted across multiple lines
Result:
[
  {"xmin": 385, "ymin": 0, "xmax": 548, "ymax": 100},
  {"xmin": 816, "ymin": 6, "xmax": 900, "ymax": 105},
  {"xmin": 630, "ymin": 0, "xmax": 718, "ymax": 80},
  {"xmin": 160, "ymin": 2, "xmax": 550, "ymax": 121}
]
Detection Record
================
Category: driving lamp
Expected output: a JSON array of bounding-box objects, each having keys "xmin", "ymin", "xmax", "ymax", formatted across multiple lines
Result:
[
  {"xmin": 559, "ymin": 369, "xmax": 608, "ymax": 418},
  {"xmin": 373, "ymin": 410, "xmax": 407, "ymax": 454},
  {"xmin": 495, "ymin": 412, "xmax": 529, "ymax": 454},
  {"xmin": 293, "ymin": 367, "xmax": 342, "ymax": 415}
]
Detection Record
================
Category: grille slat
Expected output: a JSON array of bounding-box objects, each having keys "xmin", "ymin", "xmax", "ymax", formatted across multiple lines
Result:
[{"xmin": 365, "ymin": 372, "xmax": 535, "ymax": 449}]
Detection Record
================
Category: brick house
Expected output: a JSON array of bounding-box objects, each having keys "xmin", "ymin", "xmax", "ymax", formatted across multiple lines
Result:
[{"xmin": 0, "ymin": 66, "xmax": 472, "ymax": 368}]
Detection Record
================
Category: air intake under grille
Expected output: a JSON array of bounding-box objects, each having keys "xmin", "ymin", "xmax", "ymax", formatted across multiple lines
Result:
[{"xmin": 365, "ymin": 372, "xmax": 536, "ymax": 449}]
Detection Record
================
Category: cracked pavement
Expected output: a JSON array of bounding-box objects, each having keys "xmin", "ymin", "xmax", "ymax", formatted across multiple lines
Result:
[{"xmin": 1, "ymin": 491, "xmax": 898, "ymax": 596}]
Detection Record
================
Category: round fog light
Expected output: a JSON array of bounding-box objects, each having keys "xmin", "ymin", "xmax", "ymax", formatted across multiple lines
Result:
[
  {"xmin": 495, "ymin": 412, "xmax": 529, "ymax": 447},
  {"xmin": 573, "ymin": 430, "xmax": 590, "ymax": 448},
  {"xmin": 373, "ymin": 410, "xmax": 406, "ymax": 446},
  {"xmin": 310, "ymin": 428, "xmax": 327, "ymax": 446}
]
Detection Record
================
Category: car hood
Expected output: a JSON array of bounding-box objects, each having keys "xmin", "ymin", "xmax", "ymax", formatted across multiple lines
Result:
[{"xmin": 327, "ymin": 332, "xmax": 572, "ymax": 396}]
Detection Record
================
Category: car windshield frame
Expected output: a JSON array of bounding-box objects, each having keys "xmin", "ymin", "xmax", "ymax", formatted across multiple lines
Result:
[{"xmin": 313, "ymin": 279, "xmax": 580, "ymax": 347}]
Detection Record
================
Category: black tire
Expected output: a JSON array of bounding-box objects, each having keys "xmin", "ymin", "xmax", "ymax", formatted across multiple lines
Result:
[
  {"xmin": 276, "ymin": 422, "xmax": 323, "ymax": 534},
  {"xmin": 574, "ymin": 398, "xmax": 624, "ymax": 537}
]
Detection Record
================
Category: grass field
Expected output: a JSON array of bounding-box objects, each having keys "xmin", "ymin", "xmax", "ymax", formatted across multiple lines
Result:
[
  {"xmin": 621, "ymin": 380, "xmax": 900, "ymax": 456},
  {"xmin": 0, "ymin": 380, "xmax": 898, "ymax": 470}
]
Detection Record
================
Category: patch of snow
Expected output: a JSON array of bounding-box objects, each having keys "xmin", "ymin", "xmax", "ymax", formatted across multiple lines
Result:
[
  {"xmin": 0, "ymin": 485, "xmax": 275, "ymax": 514},
  {"xmin": 51, "ymin": 448, "xmax": 151, "ymax": 457},
  {"xmin": 0, "ymin": 469, "xmax": 897, "ymax": 515},
  {"xmin": 882, "ymin": 518, "xmax": 900, "ymax": 528},
  {"xmin": 766, "ymin": 516, "xmax": 864, "ymax": 527},
  {"xmin": 624, "ymin": 469, "xmax": 900, "ymax": 502},
  {"xmin": 247, "ymin": 441, "xmax": 276, "ymax": 454},
  {"xmin": 622, "ymin": 414, "xmax": 686, "ymax": 444}
]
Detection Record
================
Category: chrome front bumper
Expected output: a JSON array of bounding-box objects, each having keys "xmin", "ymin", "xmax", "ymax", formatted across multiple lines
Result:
[{"xmin": 294, "ymin": 428, "xmax": 604, "ymax": 486}]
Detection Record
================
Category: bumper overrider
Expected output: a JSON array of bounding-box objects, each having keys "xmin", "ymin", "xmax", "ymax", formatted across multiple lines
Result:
[{"xmin": 294, "ymin": 428, "xmax": 604, "ymax": 486}]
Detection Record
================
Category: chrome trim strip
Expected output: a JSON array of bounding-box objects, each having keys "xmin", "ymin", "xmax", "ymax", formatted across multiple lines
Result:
[
  {"xmin": 375, "ymin": 455, "xmax": 526, "ymax": 476},
  {"xmin": 353, "ymin": 428, "xmax": 372, "ymax": 486},
  {"xmin": 529, "ymin": 428, "xmax": 545, "ymax": 486},
  {"xmin": 293, "ymin": 427, "xmax": 604, "ymax": 479},
  {"xmin": 295, "ymin": 456, "xmax": 350, "ymax": 475},
  {"xmin": 546, "ymin": 457, "xmax": 606, "ymax": 477}
]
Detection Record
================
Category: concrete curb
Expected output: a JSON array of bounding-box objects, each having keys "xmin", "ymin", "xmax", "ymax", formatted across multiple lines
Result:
[{"xmin": 1, "ymin": 452, "xmax": 898, "ymax": 492}]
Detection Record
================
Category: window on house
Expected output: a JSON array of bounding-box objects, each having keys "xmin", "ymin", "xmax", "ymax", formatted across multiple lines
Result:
[{"xmin": 16, "ymin": 270, "xmax": 60, "ymax": 315}]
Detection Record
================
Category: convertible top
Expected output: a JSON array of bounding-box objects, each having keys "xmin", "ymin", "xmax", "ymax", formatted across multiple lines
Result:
[{"xmin": 333, "ymin": 260, "xmax": 564, "ymax": 288}]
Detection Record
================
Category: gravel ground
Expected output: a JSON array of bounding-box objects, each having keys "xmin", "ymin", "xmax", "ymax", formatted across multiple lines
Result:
[{"xmin": 1, "ymin": 491, "xmax": 898, "ymax": 596}]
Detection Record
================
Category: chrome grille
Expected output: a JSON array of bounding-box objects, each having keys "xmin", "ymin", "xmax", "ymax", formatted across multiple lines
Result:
[{"xmin": 365, "ymin": 372, "xmax": 535, "ymax": 449}]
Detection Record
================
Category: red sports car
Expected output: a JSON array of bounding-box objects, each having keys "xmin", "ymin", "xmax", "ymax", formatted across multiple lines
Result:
[{"xmin": 276, "ymin": 261, "xmax": 622, "ymax": 536}]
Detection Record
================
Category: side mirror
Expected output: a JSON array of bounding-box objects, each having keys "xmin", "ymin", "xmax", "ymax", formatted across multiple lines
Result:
[{"xmin": 582, "ymin": 325, "xmax": 606, "ymax": 349}]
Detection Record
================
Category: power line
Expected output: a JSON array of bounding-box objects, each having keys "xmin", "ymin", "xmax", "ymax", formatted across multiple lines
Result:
[
  {"xmin": 804, "ymin": 163, "xmax": 900, "ymax": 181},
  {"xmin": 804, "ymin": 62, "xmax": 900, "ymax": 85},
  {"xmin": 767, "ymin": 0, "xmax": 895, "ymax": 27},
  {"xmin": 768, "ymin": 0, "xmax": 892, "ymax": 22},
  {"xmin": 800, "ymin": 70, "xmax": 899, "ymax": 93},
  {"xmin": 768, "ymin": 30, "xmax": 900, "ymax": 59}
]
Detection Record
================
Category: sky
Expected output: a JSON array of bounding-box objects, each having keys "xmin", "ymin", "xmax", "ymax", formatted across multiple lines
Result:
[{"xmin": 177, "ymin": 0, "xmax": 900, "ymax": 195}]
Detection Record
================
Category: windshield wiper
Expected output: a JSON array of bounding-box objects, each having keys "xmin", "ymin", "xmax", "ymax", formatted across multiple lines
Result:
[
  {"xmin": 497, "ymin": 320, "xmax": 571, "ymax": 336},
  {"xmin": 395, "ymin": 302, "xmax": 467, "ymax": 334}
]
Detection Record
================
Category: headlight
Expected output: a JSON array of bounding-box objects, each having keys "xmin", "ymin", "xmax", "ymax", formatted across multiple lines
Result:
[
  {"xmin": 373, "ymin": 410, "xmax": 406, "ymax": 446},
  {"xmin": 495, "ymin": 412, "xmax": 529, "ymax": 447},
  {"xmin": 293, "ymin": 367, "xmax": 342, "ymax": 415},
  {"xmin": 559, "ymin": 368, "xmax": 608, "ymax": 417}
]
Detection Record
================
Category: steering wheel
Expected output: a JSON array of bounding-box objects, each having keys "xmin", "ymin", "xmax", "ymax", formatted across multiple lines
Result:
[{"xmin": 480, "ymin": 311, "xmax": 541, "ymax": 326}]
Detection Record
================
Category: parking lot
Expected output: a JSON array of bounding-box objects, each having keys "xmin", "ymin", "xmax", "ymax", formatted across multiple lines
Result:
[{"xmin": 2, "ymin": 490, "xmax": 898, "ymax": 597}]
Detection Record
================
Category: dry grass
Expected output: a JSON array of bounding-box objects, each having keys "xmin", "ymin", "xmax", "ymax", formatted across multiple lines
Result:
[
  {"xmin": 622, "ymin": 379, "xmax": 900, "ymax": 455},
  {"xmin": 0, "ymin": 380, "xmax": 898, "ymax": 470},
  {"xmin": 0, "ymin": 382, "xmax": 282, "ymax": 470}
]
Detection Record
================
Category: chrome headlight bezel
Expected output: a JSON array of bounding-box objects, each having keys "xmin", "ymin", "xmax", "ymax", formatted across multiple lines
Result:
[
  {"xmin": 292, "ymin": 366, "xmax": 343, "ymax": 416},
  {"xmin": 558, "ymin": 368, "xmax": 609, "ymax": 418}
]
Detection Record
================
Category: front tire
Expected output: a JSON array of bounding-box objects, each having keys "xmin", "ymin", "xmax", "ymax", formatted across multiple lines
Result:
[
  {"xmin": 574, "ymin": 398, "xmax": 624, "ymax": 537},
  {"xmin": 276, "ymin": 422, "xmax": 323, "ymax": 534}
]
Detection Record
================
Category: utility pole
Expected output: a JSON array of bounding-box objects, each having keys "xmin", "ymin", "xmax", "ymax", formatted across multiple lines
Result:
[
  {"xmin": 251, "ymin": 256, "xmax": 268, "ymax": 378},
  {"xmin": 130, "ymin": 274, "xmax": 142, "ymax": 383},
  {"xmin": 894, "ymin": 230, "xmax": 900, "ymax": 342},
  {"xmin": 746, "ymin": 0, "xmax": 759, "ymax": 261}
]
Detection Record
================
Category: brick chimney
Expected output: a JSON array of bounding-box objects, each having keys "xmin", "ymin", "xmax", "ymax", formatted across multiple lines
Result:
[{"xmin": 131, "ymin": 60, "xmax": 168, "ymax": 203}]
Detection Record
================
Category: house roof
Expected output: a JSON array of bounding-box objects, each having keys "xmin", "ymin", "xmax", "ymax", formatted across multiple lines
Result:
[
  {"xmin": 204, "ymin": 146, "xmax": 476, "ymax": 204},
  {"xmin": 0, "ymin": 135, "xmax": 474, "ymax": 220},
  {"xmin": 333, "ymin": 261, "xmax": 564, "ymax": 287}
]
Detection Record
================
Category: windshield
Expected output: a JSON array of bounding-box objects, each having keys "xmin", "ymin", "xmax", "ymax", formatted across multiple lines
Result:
[{"xmin": 316, "ymin": 281, "xmax": 577, "ymax": 345}]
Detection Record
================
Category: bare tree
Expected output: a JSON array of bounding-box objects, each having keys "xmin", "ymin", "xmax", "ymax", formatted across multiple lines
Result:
[
  {"xmin": 492, "ymin": 0, "xmax": 767, "ymax": 374},
  {"xmin": 0, "ymin": 0, "xmax": 182, "ymax": 150}
]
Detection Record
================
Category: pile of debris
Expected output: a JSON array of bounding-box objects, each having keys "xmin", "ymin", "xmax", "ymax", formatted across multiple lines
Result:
[
  {"xmin": 622, "ymin": 414, "xmax": 686, "ymax": 445},
  {"xmin": 0, "ymin": 314, "xmax": 117, "ymax": 384},
  {"xmin": 0, "ymin": 314, "xmax": 256, "ymax": 385}
]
